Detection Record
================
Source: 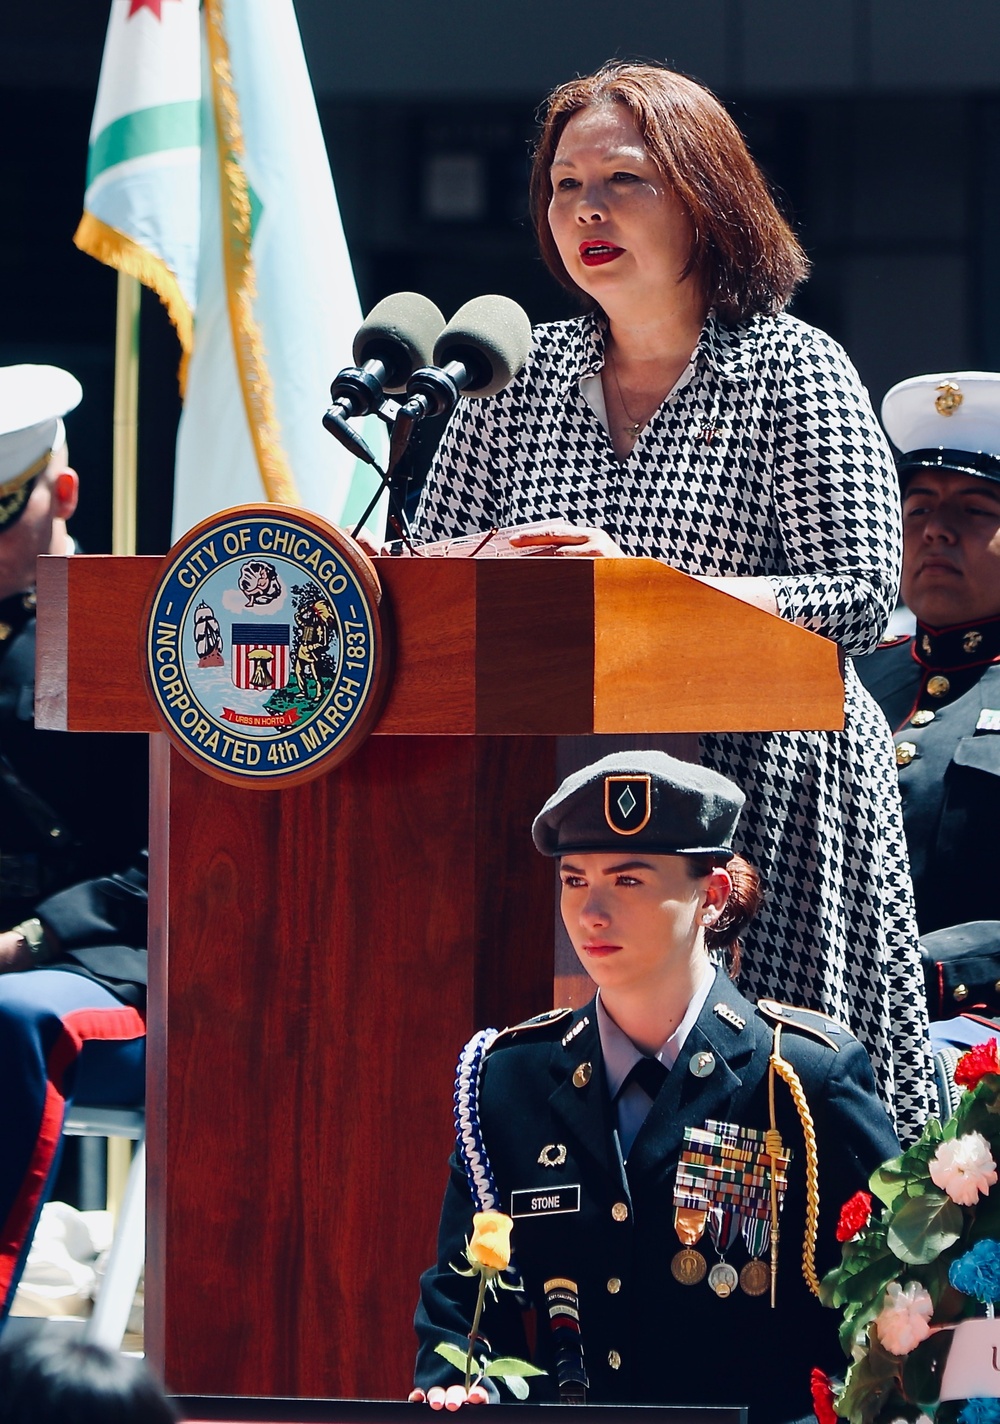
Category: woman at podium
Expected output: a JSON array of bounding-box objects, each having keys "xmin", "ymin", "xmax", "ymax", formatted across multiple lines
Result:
[
  {"xmin": 410, "ymin": 751, "xmax": 898, "ymax": 1421},
  {"xmin": 413, "ymin": 61, "xmax": 929, "ymax": 1141}
]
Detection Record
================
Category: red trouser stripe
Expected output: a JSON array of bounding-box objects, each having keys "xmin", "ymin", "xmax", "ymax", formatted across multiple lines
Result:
[{"xmin": 0, "ymin": 1005, "xmax": 146, "ymax": 1305}]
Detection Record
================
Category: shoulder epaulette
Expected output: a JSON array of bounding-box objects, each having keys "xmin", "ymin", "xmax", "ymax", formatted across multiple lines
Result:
[
  {"xmin": 875, "ymin": 633, "xmax": 910, "ymax": 650},
  {"xmin": 757, "ymin": 997, "xmax": 852, "ymax": 1052},
  {"xmin": 488, "ymin": 1007, "xmax": 573, "ymax": 1050}
]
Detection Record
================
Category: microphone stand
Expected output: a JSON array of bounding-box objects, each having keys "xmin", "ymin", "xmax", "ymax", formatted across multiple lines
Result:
[{"xmin": 349, "ymin": 399, "xmax": 420, "ymax": 545}]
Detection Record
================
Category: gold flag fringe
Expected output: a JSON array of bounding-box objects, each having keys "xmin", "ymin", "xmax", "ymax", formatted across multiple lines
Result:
[
  {"xmin": 73, "ymin": 211, "xmax": 193, "ymax": 392},
  {"xmin": 204, "ymin": 0, "xmax": 300, "ymax": 507}
]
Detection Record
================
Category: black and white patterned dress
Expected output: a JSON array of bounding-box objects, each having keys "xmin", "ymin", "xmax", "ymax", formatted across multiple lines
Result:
[{"xmin": 414, "ymin": 308, "xmax": 931, "ymax": 1141}]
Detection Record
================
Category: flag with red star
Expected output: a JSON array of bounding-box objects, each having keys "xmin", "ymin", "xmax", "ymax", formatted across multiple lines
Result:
[
  {"xmin": 75, "ymin": 0, "xmax": 199, "ymax": 358},
  {"xmin": 75, "ymin": 0, "xmax": 387, "ymax": 538}
]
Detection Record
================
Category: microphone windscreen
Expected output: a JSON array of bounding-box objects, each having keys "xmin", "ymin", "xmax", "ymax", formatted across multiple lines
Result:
[
  {"xmin": 354, "ymin": 292, "xmax": 446, "ymax": 393},
  {"xmin": 434, "ymin": 295, "xmax": 532, "ymax": 398}
]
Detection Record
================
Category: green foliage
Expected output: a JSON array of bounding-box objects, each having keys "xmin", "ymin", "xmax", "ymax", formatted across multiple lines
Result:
[
  {"xmin": 828, "ymin": 1074, "xmax": 1000, "ymax": 1424},
  {"xmin": 836, "ymin": 1337, "xmax": 900, "ymax": 1423},
  {"xmin": 432, "ymin": 1341, "xmax": 547, "ymax": 1401},
  {"xmin": 434, "ymin": 1343, "xmax": 473, "ymax": 1374},
  {"xmin": 899, "ymin": 1329, "xmax": 953, "ymax": 1407},
  {"xmin": 887, "ymin": 1193, "xmax": 964, "ymax": 1265},
  {"xmin": 486, "ymin": 1357, "xmax": 547, "ymax": 1378}
]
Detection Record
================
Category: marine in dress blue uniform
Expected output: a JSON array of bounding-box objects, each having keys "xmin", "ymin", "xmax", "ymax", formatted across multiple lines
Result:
[
  {"xmin": 856, "ymin": 371, "xmax": 1000, "ymax": 936},
  {"xmin": 414, "ymin": 753, "xmax": 898, "ymax": 1424},
  {"xmin": 0, "ymin": 367, "xmax": 148, "ymax": 1324}
]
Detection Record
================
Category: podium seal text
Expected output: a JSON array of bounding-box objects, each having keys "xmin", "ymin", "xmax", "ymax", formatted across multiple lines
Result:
[{"xmin": 144, "ymin": 505, "xmax": 390, "ymax": 786}]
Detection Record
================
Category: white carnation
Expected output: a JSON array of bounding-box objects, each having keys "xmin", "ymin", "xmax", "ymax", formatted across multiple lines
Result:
[
  {"xmin": 875, "ymin": 1280, "xmax": 934, "ymax": 1356},
  {"xmin": 929, "ymin": 1132, "xmax": 998, "ymax": 1206}
]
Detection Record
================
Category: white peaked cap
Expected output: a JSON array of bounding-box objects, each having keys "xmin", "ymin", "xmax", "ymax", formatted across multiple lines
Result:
[
  {"xmin": 882, "ymin": 372, "xmax": 1000, "ymax": 484},
  {"xmin": 0, "ymin": 364, "xmax": 82, "ymax": 492}
]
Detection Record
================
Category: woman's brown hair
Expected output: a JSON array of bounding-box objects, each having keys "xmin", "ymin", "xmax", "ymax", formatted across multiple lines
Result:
[
  {"xmin": 529, "ymin": 61, "xmax": 809, "ymax": 325},
  {"xmin": 687, "ymin": 852, "xmax": 762, "ymax": 979}
]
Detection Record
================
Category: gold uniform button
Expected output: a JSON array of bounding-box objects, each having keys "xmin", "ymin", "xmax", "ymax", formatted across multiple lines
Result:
[
  {"xmin": 895, "ymin": 742, "xmax": 918, "ymax": 768},
  {"xmin": 607, "ymin": 1277, "xmax": 622, "ymax": 1294},
  {"xmin": 910, "ymin": 709, "xmax": 935, "ymax": 727},
  {"xmin": 611, "ymin": 1201, "xmax": 629, "ymax": 1222},
  {"xmin": 608, "ymin": 1350, "xmax": 621, "ymax": 1371},
  {"xmin": 954, "ymin": 984, "xmax": 969, "ymax": 1002},
  {"xmin": 927, "ymin": 675, "xmax": 951, "ymax": 698},
  {"xmin": 572, "ymin": 1062, "xmax": 592, "ymax": 1088}
]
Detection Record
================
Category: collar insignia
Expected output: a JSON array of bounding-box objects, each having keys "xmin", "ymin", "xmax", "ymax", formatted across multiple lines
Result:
[
  {"xmin": 713, "ymin": 1001, "xmax": 746, "ymax": 1031},
  {"xmin": 561, "ymin": 1016, "xmax": 590, "ymax": 1047}
]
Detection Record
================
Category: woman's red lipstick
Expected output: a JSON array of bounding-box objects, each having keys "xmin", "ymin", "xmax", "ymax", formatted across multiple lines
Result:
[
  {"xmin": 579, "ymin": 242, "xmax": 624, "ymax": 267},
  {"xmin": 583, "ymin": 942, "xmax": 622, "ymax": 957}
]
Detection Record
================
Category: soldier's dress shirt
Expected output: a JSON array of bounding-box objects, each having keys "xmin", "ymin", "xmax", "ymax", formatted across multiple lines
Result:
[{"xmin": 598, "ymin": 959, "xmax": 716, "ymax": 1156}]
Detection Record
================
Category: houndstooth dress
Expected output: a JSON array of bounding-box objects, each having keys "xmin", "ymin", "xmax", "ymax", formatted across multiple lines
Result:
[{"xmin": 413, "ymin": 309, "xmax": 932, "ymax": 1143}]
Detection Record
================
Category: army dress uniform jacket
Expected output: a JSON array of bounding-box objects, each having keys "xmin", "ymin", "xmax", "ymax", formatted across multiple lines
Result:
[
  {"xmin": 414, "ymin": 972, "xmax": 898, "ymax": 1424},
  {"xmin": 856, "ymin": 618, "xmax": 1000, "ymax": 934}
]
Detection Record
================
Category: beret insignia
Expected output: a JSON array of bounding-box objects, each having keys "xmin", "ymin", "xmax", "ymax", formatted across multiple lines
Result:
[{"xmin": 604, "ymin": 774, "xmax": 651, "ymax": 835}]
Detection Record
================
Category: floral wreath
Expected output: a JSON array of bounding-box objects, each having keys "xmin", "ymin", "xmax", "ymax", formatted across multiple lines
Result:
[{"xmin": 820, "ymin": 1040, "xmax": 1000, "ymax": 1424}]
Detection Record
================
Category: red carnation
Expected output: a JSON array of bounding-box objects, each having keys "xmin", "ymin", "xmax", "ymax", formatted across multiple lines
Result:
[
  {"xmin": 811, "ymin": 1368, "xmax": 838, "ymax": 1424},
  {"xmin": 835, "ymin": 1190, "xmax": 872, "ymax": 1243},
  {"xmin": 955, "ymin": 1039, "xmax": 1000, "ymax": 1090}
]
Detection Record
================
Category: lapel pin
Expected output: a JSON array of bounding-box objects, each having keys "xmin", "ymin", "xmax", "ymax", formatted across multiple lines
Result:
[
  {"xmin": 572, "ymin": 1062, "xmax": 593, "ymax": 1088},
  {"xmin": 538, "ymin": 1143, "xmax": 568, "ymax": 1167},
  {"xmin": 688, "ymin": 1050, "xmax": 716, "ymax": 1079}
]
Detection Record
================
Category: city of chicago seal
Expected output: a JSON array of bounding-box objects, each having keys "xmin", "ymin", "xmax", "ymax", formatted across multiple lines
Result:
[{"xmin": 144, "ymin": 505, "xmax": 391, "ymax": 785}]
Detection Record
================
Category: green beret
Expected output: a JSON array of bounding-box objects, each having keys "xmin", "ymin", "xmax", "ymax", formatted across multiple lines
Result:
[{"xmin": 532, "ymin": 750, "xmax": 744, "ymax": 859}]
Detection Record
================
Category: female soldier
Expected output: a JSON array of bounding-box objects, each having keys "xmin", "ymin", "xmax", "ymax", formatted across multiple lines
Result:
[
  {"xmin": 412, "ymin": 61, "xmax": 930, "ymax": 1139},
  {"xmin": 411, "ymin": 751, "xmax": 899, "ymax": 1423}
]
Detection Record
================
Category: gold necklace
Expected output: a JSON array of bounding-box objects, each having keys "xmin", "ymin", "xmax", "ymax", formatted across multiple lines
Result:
[{"xmin": 607, "ymin": 350, "xmax": 647, "ymax": 438}]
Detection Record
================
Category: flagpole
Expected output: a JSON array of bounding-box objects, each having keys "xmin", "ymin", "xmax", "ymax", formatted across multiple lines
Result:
[{"xmin": 112, "ymin": 272, "xmax": 140, "ymax": 557}]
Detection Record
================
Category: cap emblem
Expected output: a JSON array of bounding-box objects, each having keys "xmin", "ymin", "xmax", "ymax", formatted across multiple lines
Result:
[
  {"xmin": 604, "ymin": 774, "xmax": 651, "ymax": 836},
  {"xmin": 935, "ymin": 381, "xmax": 963, "ymax": 416}
]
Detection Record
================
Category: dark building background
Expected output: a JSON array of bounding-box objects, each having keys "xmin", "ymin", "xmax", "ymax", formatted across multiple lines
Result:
[{"xmin": 5, "ymin": 0, "xmax": 1000, "ymax": 553}]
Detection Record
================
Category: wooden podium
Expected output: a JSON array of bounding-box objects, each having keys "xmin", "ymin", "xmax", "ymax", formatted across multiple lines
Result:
[{"xmin": 36, "ymin": 552, "xmax": 843, "ymax": 1400}]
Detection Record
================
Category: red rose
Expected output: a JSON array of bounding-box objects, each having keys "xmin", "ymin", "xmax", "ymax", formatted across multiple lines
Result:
[
  {"xmin": 955, "ymin": 1039, "xmax": 1000, "ymax": 1090},
  {"xmin": 835, "ymin": 1190, "xmax": 872, "ymax": 1243},
  {"xmin": 810, "ymin": 1368, "xmax": 838, "ymax": 1424}
]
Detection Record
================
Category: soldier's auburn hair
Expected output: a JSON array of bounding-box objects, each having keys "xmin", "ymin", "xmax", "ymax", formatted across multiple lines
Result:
[{"xmin": 686, "ymin": 852, "xmax": 762, "ymax": 979}]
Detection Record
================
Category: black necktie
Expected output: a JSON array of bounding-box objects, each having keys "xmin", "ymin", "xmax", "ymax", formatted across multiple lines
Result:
[{"xmin": 619, "ymin": 1054, "xmax": 667, "ymax": 1100}]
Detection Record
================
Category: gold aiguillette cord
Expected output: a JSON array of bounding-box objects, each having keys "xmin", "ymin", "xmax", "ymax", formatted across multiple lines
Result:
[{"xmin": 767, "ymin": 1024, "xmax": 821, "ymax": 1306}]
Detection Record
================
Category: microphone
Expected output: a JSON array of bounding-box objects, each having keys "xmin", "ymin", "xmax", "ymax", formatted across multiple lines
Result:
[
  {"xmin": 323, "ymin": 292, "xmax": 445, "ymax": 462},
  {"xmin": 400, "ymin": 295, "xmax": 532, "ymax": 423}
]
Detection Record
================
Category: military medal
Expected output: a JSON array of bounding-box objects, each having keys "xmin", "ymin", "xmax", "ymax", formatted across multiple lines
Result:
[
  {"xmin": 673, "ymin": 1119, "xmax": 792, "ymax": 1301},
  {"xmin": 708, "ymin": 1261, "xmax": 739, "ymax": 1298},
  {"xmin": 669, "ymin": 1205, "xmax": 708, "ymax": 1285},
  {"xmin": 740, "ymin": 1259, "xmax": 771, "ymax": 1296},
  {"xmin": 670, "ymin": 1247, "xmax": 707, "ymax": 1285}
]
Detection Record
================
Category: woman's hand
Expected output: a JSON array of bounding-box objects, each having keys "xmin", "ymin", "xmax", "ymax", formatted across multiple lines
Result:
[
  {"xmin": 341, "ymin": 526, "xmax": 384, "ymax": 558},
  {"xmin": 508, "ymin": 521, "xmax": 626, "ymax": 558},
  {"xmin": 408, "ymin": 1386, "xmax": 489, "ymax": 1409},
  {"xmin": 0, "ymin": 929, "xmax": 34, "ymax": 974}
]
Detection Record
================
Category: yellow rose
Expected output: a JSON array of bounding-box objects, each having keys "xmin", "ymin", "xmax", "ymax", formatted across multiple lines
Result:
[{"xmin": 468, "ymin": 1211, "xmax": 513, "ymax": 1273}]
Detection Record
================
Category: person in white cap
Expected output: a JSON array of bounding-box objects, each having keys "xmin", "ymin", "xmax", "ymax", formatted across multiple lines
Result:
[
  {"xmin": 857, "ymin": 371, "xmax": 1000, "ymax": 937},
  {"xmin": 0, "ymin": 366, "xmax": 148, "ymax": 1329}
]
